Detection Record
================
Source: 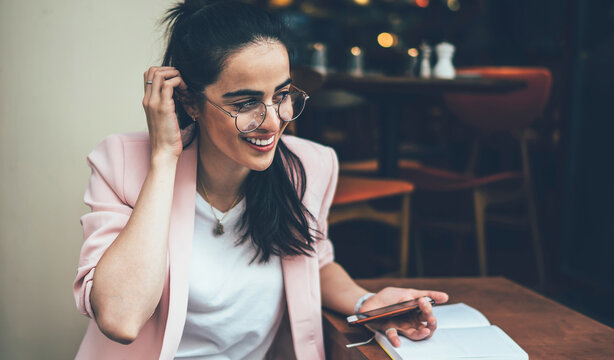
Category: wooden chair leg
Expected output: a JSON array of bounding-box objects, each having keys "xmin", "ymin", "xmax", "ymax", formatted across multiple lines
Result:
[
  {"xmin": 473, "ymin": 189, "xmax": 488, "ymax": 276},
  {"xmin": 526, "ymin": 188, "xmax": 546, "ymax": 290},
  {"xmin": 464, "ymin": 137, "xmax": 481, "ymax": 176},
  {"xmin": 451, "ymin": 233, "xmax": 465, "ymax": 275},
  {"xmin": 399, "ymin": 194, "xmax": 411, "ymax": 277},
  {"xmin": 413, "ymin": 230, "xmax": 425, "ymax": 277},
  {"xmin": 520, "ymin": 132, "xmax": 546, "ymax": 290}
]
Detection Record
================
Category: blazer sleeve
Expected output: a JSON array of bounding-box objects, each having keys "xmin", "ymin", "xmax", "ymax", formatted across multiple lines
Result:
[
  {"xmin": 314, "ymin": 146, "xmax": 339, "ymax": 269},
  {"xmin": 73, "ymin": 134, "xmax": 133, "ymax": 319}
]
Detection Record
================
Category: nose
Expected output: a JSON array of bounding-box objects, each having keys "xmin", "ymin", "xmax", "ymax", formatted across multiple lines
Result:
[{"xmin": 258, "ymin": 103, "xmax": 282, "ymax": 131}]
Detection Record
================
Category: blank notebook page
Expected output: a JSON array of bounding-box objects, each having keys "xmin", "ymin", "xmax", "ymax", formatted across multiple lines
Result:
[
  {"xmin": 387, "ymin": 326, "xmax": 528, "ymax": 360},
  {"xmin": 433, "ymin": 303, "xmax": 491, "ymax": 329}
]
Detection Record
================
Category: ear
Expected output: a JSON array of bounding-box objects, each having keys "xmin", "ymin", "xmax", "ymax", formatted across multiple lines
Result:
[
  {"xmin": 182, "ymin": 103, "xmax": 200, "ymax": 121},
  {"xmin": 176, "ymin": 90, "xmax": 202, "ymax": 120}
]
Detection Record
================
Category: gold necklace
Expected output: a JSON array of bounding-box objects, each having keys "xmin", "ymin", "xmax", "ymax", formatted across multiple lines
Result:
[{"xmin": 197, "ymin": 178, "xmax": 241, "ymax": 236}]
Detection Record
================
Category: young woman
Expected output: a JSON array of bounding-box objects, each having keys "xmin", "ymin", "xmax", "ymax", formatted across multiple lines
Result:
[{"xmin": 73, "ymin": 1, "xmax": 448, "ymax": 359}]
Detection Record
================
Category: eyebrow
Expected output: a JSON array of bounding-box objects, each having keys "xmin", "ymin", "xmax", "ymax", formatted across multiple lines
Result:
[{"xmin": 222, "ymin": 78, "xmax": 293, "ymax": 98}]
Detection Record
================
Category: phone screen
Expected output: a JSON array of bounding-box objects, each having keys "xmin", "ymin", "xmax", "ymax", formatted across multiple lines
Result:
[
  {"xmin": 359, "ymin": 298, "xmax": 421, "ymax": 318},
  {"xmin": 347, "ymin": 296, "xmax": 434, "ymax": 326}
]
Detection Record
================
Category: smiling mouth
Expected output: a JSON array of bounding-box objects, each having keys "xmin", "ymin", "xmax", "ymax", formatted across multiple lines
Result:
[{"xmin": 243, "ymin": 135, "xmax": 275, "ymax": 147}]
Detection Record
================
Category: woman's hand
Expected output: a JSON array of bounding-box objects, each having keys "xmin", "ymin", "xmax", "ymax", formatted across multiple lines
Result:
[
  {"xmin": 359, "ymin": 287, "xmax": 449, "ymax": 347},
  {"xmin": 142, "ymin": 66, "xmax": 189, "ymax": 162}
]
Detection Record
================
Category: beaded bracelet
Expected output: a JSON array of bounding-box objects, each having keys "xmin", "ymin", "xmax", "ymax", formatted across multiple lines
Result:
[{"xmin": 354, "ymin": 292, "xmax": 376, "ymax": 314}]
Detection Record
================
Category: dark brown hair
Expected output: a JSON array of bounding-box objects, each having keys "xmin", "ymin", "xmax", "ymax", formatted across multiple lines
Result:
[{"xmin": 161, "ymin": 0, "xmax": 318, "ymax": 263}]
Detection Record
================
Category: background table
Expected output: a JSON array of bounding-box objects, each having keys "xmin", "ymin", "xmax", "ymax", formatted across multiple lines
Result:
[
  {"xmin": 321, "ymin": 74, "xmax": 527, "ymax": 177},
  {"xmin": 324, "ymin": 277, "xmax": 614, "ymax": 360}
]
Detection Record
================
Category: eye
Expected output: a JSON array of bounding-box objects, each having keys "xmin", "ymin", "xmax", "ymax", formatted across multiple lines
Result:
[
  {"xmin": 232, "ymin": 99, "xmax": 260, "ymax": 111},
  {"xmin": 273, "ymin": 91, "xmax": 290, "ymax": 103}
]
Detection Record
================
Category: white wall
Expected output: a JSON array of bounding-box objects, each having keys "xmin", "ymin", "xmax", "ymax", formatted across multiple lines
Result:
[{"xmin": 0, "ymin": 1, "xmax": 172, "ymax": 358}]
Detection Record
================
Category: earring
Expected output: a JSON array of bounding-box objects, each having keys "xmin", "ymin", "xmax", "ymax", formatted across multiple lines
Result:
[{"xmin": 191, "ymin": 114, "xmax": 198, "ymax": 122}]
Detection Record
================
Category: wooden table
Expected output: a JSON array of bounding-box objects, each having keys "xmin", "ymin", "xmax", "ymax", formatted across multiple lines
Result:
[
  {"xmin": 321, "ymin": 73, "xmax": 527, "ymax": 177},
  {"xmin": 323, "ymin": 277, "xmax": 614, "ymax": 360},
  {"xmin": 323, "ymin": 73, "xmax": 526, "ymax": 95}
]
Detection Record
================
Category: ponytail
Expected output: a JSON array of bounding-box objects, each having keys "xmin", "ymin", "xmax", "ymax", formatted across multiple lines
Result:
[{"xmin": 160, "ymin": 0, "xmax": 214, "ymax": 146}]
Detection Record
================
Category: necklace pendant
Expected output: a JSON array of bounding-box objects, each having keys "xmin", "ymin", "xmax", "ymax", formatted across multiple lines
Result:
[{"xmin": 213, "ymin": 221, "xmax": 225, "ymax": 236}]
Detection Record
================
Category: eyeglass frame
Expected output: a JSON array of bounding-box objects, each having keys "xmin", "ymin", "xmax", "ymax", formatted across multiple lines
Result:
[{"xmin": 204, "ymin": 85, "xmax": 310, "ymax": 134}]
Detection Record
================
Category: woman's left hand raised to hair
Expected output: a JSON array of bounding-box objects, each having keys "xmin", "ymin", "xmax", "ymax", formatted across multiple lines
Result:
[
  {"xmin": 359, "ymin": 287, "xmax": 449, "ymax": 347},
  {"xmin": 142, "ymin": 66, "xmax": 189, "ymax": 162}
]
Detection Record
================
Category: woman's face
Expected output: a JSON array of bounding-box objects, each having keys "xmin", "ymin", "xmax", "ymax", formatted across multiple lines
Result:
[{"xmin": 198, "ymin": 40, "xmax": 292, "ymax": 172}]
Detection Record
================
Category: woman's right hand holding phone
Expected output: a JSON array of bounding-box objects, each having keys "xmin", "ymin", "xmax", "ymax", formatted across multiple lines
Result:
[
  {"xmin": 359, "ymin": 287, "xmax": 449, "ymax": 347},
  {"xmin": 142, "ymin": 66, "xmax": 189, "ymax": 163}
]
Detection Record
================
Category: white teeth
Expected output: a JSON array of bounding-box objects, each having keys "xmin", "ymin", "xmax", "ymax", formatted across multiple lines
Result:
[{"xmin": 245, "ymin": 135, "xmax": 275, "ymax": 146}]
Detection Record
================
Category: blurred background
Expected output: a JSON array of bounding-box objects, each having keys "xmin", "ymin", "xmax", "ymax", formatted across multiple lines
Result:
[{"xmin": 1, "ymin": 0, "xmax": 613, "ymax": 359}]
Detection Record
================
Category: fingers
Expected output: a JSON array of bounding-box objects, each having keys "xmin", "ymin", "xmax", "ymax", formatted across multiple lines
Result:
[
  {"xmin": 429, "ymin": 290, "xmax": 449, "ymax": 304},
  {"xmin": 413, "ymin": 290, "xmax": 449, "ymax": 304},
  {"xmin": 149, "ymin": 69, "xmax": 180, "ymax": 104},
  {"xmin": 384, "ymin": 328, "xmax": 402, "ymax": 347},
  {"xmin": 377, "ymin": 297, "xmax": 439, "ymax": 344},
  {"xmin": 418, "ymin": 297, "xmax": 438, "ymax": 339},
  {"xmin": 143, "ymin": 66, "xmax": 180, "ymax": 97},
  {"xmin": 398, "ymin": 325, "xmax": 431, "ymax": 341},
  {"xmin": 143, "ymin": 68, "xmax": 184, "ymax": 112},
  {"xmin": 366, "ymin": 287, "xmax": 449, "ymax": 345},
  {"xmin": 144, "ymin": 69, "xmax": 153, "ymax": 100},
  {"xmin": 161, "ymin": 76, "xmax": 185, "ymax": 110},
  {"xmin": 144, "ymin": 66, "xmax": 176, "ymax": 93},
  {"xmin": 385, "ymin": 325, "xmax": 431, "ymax": 345},
  {"xmin": 417, "ymin": 296, "xmax": 434, "ymax": 315},
  {"xmin": 140, "ymin": 67, "xmax": 186, "ymax": 159}
]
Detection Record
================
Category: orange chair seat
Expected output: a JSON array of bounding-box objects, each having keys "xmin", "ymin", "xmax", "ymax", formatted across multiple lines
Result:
[
  {"xmin": 444, "ymin": 67, "xmax": 552, "ymax": 132},
  {"xmin": 398, "ymin": 165, "xmax": 522, "ymax": 192},
  {"xmin": 341, "ymin": 159, "xmax": 522, "ymax": 192},
  {"xmin": 333, "ymin": 176, "xmax": 414, "ymax": 206}
]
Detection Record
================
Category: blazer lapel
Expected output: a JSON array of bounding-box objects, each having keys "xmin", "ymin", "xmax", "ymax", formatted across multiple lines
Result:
[
  {"xmin": 282, "ymin": 254, "xmax": 318, "ymax": 359},
  {"xmin": 159, "ymin": 139, "xmax": 198, "ymax": 359},
  {"xmin": 156, "ymin": 136, "xmax": 321, "ymax": 359}
]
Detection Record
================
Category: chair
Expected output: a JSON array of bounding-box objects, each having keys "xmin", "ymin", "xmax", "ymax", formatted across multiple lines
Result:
[
  {"xmin": 330, "ymin": 176, "xmax": 414, "ymax": 277},
  {"xmin": 291, "ymin": 66, "xmax": 416, "ymax": 277},
  {"xmin": 344, "ymin": 67, "xmax": 552, "ymax": 288},
  {"xmin": 444, "ymin": 67, "xmax": 551, "ymax": 285}
]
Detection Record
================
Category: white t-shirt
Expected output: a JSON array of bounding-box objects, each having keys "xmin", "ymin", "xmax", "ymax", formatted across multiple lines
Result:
[{"xmin": 175, "ymin": 194, "xmax": 285, "ymax": 360}]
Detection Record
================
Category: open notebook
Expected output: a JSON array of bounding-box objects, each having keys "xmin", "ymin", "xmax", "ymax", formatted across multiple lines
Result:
[{"xmin": 374, "ymin": 303, "xmax": 528, "ymax": 360}]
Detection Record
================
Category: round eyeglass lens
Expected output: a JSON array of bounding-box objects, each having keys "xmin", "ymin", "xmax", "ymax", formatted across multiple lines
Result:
[
  {"xmin": 235, "ymin": 92, "xmax": 307, "ymax": 133},
  {"xmin": 278, "ymin": 92, "xmax": 306, "ymax": 122},
  {"xmin": 236, "ymin": 102, "xmax": 266, "ymax": 133}
]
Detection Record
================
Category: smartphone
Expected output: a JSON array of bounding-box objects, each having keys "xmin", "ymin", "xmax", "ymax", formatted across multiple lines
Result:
[{"xmin": 346, "ymin": 296, "xmax": 435, "ymax": 327}]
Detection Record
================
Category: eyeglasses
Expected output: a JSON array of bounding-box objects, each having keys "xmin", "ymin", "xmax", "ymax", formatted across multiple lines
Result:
[{"xmin": 206, "ymin": 86, "xmax": 309, "ymax": 134}]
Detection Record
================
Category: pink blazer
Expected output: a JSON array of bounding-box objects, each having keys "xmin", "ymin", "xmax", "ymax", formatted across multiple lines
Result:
[{"xmin": 73, "ymin": 132, "xmax": 339, "ymax": 360}]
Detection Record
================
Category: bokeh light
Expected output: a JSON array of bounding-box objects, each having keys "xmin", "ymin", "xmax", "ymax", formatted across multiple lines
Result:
[
  {"xmin": 377, "ymin": 32, "xmax": 398, "ymax": 48},
  {"xmin": 269, "ymin": 0, "xmax": 293, "ymax": 7},
  {"xmin": 351, "ymin": 46, "xmax": 362, "ymax": 56},
  {"xmin": 447, "ymin": 0, "xmax": 461, "ymax": 12},
  {"xmin": 416, "ymin": 0, "xmax": 429, "ymax": 8}
]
